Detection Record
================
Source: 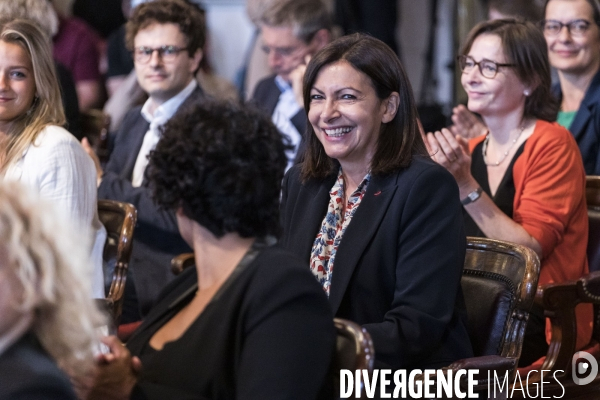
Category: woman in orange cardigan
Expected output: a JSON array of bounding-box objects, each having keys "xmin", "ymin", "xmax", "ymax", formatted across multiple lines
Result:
[{"xmin": 427, "ymin": 19, "xmax": 593, "ymax": 366}]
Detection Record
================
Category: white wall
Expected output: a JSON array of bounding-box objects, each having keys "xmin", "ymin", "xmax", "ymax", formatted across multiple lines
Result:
[{"xmin": 200, "ymin": 1, "xmax": 254, "ymax": 83}]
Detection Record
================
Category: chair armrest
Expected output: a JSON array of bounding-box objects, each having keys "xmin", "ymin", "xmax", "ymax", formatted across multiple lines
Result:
[
  {"xmin": 536, "ymin": 271, "xmax": 600, "ymax": 375},
  {"xmin": 411, "ymin": 355, "xmax": 516, "ymax": 394},
  {"xmin": 171, "ymin": 253, "xmax": 195, "ymax": 276}
]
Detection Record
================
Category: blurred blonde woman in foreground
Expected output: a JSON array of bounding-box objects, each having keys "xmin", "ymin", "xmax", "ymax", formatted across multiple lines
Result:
[{"xmin": 0, "ymin": 181, "xmax": 104, "ymax": 400}]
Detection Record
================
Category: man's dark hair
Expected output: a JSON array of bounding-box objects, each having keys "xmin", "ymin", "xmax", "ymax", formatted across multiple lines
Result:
[{"xmin": 125, "ymin": 0, "xmax": 205, "ymax": 57}]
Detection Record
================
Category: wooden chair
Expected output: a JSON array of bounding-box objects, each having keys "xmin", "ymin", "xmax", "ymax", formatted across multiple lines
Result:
[
  {"xmin": 171, "ymin": 252, "xmax": 194, "ymax": 275},
  {"xmin": 512, "ymin": 176, "xmax": 600, "ymax": 398},
  {"xmin": 419, "ymin": 236, "xmax": 540, "ymax": 395},
  {"xmin": 97, "ymin": 200, "xmax": 137, "ymax": 327},
  {"xmin": 333, "ymin": 318, "xmax": 375, "ymax": 399}
]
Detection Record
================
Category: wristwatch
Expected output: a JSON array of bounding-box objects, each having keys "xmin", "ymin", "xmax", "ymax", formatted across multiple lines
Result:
[{"xmin": 461, "ymin": 187, "xmax": 483, "ymax": 206}]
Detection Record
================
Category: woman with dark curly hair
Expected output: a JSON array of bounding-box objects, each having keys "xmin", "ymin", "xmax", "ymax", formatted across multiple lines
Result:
[{"xmin": 84, "ymin": 100, "xmax": 335, "ymax": 400}]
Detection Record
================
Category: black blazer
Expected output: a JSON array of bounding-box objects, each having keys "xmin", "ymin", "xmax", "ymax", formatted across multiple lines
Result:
[
  {"xmin": 251, "ymin": 75, "xmax": 307, "ymax": 135},
  {"xmin": 251, "ymin": 75, "xmax": 308, "ymax": 162},
  {"xmin": 0, "ymin": 333, "xmax": 76, "ymax": 400},
  {"xmin": 553, "ymin": 68, "xmax": 600, "ymax": 175},
  {"xmin": 126, "ymin": 245, "xmax": 335, "ymax": 400},
  {"xmin": 98, "ymin": 86, "xmax": 204, "ymax": 315},
  {"xmin": 280, "ymin": 157, "xmax": 473, "ymax": 370}
]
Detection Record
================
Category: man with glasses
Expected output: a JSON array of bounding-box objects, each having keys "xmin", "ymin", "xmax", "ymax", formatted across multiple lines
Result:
[
  {"xmin": 83, "ymin": 0, "xmax": 204, "ymax": 320},
  {"xmin": 251, "ymin": 0, "xmax": 331, "ymax": 170}
]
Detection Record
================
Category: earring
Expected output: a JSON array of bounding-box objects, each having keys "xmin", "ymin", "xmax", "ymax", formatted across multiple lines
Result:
[{"xmin": 524, "ymin": 90, "xmax": 531, "ymax": 96}]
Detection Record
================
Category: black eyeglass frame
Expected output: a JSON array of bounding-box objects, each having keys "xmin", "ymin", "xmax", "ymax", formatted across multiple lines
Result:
[
  {"xmin": 456, "ymin": 55, "xmax": 516, "ymax": 79},
  {"xmin": 539, "ymin": 19, "xmax": 597, "ymax": 37},
  {"xmin": 133, "ymin": 45, "xmax": 189, "ymax": 64}
]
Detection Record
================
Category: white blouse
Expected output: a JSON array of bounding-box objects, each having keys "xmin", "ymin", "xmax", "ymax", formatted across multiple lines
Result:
[{"xmin": 4, "ymin": 125, "xmax": 106, "ymax": 298}]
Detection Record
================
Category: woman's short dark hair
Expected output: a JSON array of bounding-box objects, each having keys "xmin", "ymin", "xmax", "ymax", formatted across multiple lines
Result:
[
  {"xmin": 146, "ymin": 100, "xmax": 287, "ymax": 238},
  {"xmin": 301, "ymin": 33, "xmax": 428, "ymax": 181},
  {"xmin": 460, "ymin": 19, "xmax": 558, "ymax": 122}
]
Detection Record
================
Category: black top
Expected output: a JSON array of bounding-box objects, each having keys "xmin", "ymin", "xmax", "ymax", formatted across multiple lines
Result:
[
  {"xmin": 55, "ymin": 62, "xmax": 82, "ymax": 140},
  {"xmin": 126, "ymin": 244, "xmax": 335, "ymax": 400},
  {"xmin": 464, "ymin": 140, "xmax": 527, "ymax": 237}
]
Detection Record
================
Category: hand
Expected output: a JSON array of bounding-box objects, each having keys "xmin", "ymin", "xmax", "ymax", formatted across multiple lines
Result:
[
  {"xmin": 86, "ymin": 336, "xmax": 141, "ymax": 400},
  {"xmin": 289, "ymin": 55, "xmax": 311, "ymax": 108},
  {"xmin": 81, "ymin": 137, "xmax": 103, "ymax": 187},
  {"xmin": 450, "ymin": 105, "xmax": 487, "ymax": 139},
  {"xmin": 426, "ymin": 128, "xmax": 476, "ymax": 190}
]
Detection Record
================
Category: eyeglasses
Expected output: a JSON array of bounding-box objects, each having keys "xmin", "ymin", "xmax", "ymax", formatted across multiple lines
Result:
[
  {"xmin": 260, "ymin": 45, "xmax": 300, "ymax": 58},
  {"xmin": 541, "ymin": 19, "xmax": 594, "ymax": 37},
  {"xmin": 133, "ymin": 45, "xmax": 187, "ymax": 64},
  {"xmin": 457, "ymin": 55, "xmax": 515, "ymax": 79}
]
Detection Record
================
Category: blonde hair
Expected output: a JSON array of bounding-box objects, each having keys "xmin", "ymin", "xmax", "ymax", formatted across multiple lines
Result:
[
  {"xmin": 0, "ymin": 19, "xmax": 65, "ymax": 173},
  {"xmin": 0, "ymin": 181, "xmax": 104, "ymax": 379},
  {"xmin": 0, "ymin": 0, "xmax": 60, "ymax": 37}
]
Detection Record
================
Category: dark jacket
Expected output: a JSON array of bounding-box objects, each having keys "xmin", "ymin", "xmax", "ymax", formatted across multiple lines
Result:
[
  {"xmin": 553, "ymin": 68, "xmax": 600, "ymax": 175},
  {"xmin": 126, "ymin": 245, "xmax": 335, "ymax": 400},
  {"xmin": 251, "ymin": 75, "xmax": 307, "ymax": 162},
  {"xmin": 280, "ymin": 157, "xmax": 473, "ymax": 370},
  {"xmin": 0, "ymin": 333, "xmax": 76, "ymax": 400},
  {"xmin": 98, "ymin": 86, "xmax": 204, "ymax": 315}
]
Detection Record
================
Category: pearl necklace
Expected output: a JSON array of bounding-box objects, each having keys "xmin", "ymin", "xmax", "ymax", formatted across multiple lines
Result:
[{"xmin": 482, "ymin": 125, "xmax": 525, "ymax": 167}]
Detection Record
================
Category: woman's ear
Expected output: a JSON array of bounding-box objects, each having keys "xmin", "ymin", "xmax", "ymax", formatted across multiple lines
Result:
[{"xmin": 381, "ymin": 92, "xmax": 400, "ymax": 124}]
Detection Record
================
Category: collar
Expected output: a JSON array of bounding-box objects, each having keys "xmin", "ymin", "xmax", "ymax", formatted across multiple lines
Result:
[
  {"xmin": 274, "ymin": 75, "xmax": 292, "ymax": 92},
  {"xmin": 331, "ymin": 167, "xmax": 371, "ymax": 198},
  {"xmin": 141, "ymin": 79, "xmax": 197, "ymax": 124}
]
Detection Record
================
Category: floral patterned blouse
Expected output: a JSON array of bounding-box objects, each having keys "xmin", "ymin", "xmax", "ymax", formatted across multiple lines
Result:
[{"xmin": 310, "ymin": 168, "xmax": 371, "ymax": 296}]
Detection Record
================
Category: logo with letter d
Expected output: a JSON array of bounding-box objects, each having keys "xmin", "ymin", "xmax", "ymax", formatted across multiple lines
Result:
[{"xmin": 572, "ymin": 351, "xmax": 599, "ymax": 385}]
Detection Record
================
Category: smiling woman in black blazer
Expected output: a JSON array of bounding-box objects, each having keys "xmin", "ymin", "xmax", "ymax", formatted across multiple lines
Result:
[{"xmin": 280, "ymin": 33, "xmax": 473, "ymax": 371}]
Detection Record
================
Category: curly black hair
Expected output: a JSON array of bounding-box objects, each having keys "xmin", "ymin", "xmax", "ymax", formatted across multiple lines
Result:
[{"xmin": 146, "ymin": 100, "xmax": 287, "ymax": 238}]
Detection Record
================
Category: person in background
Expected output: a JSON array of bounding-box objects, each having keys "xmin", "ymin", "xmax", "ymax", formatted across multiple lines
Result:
[
  {"xmin": 0, "ymin": 18, "xmax": 105, "ymax": 298},
  {"xmin": 251, "ymin": 0, "xmax": 332, "ymax": 170},
  {"xmin": 488, "ymin": 0, "xmax": 544, "ymax": 21},
  {"xmin": 83, "ymin": 0, "xmax": 204, "ymax": 321},
  {"xmin": 427, "ymin": 19, "xmax": 592, "ymax": 366},
  {"xmin": 543, "ymin": 0, "xmax": 600, "ymax": 175},
  {"xmin": 85, "ymin": 100, "xmax": 335, "ymax": 400},
  {"xmin": 0, "ymin": 181, "xmax": 104, "ymax": 400},
  {"xmin": 0, "ymin": 0, "xmax": 82, "ymax": 139},
  {"xmin": 50, "ymin": 0, "xmax": 104, "ymax": 111},
  {"xmin": 104, "ymin": 0, "xmax": 238, "ymax": 132},
  {"xmin": 452, "ymin": 0, "xmax": 545, "ymax": 142},
  {"xmin": 334, "ymin": 0, "xmax": 398, "ymax": 54},
  {"xmin": 280, "ymin": 33, "xmax": 472, "ymax": 373}
]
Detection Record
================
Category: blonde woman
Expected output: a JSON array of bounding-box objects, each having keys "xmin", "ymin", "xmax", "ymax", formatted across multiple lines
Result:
[
  {"xmin": 0, "ymin": 18, "xmax": 105, "ymax": 297},
  {"xmin": 0, "ymin": 181, "xmax": 105, "ymax": 399}
]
